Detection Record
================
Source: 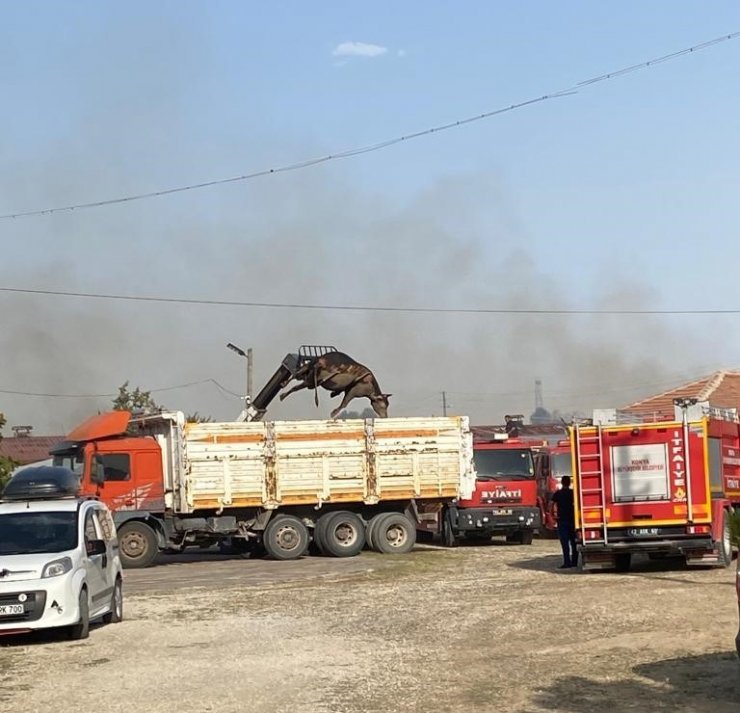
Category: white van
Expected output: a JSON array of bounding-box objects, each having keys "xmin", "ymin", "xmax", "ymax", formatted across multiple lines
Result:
[{"xmin": 0, "ymin": 466, "xmax": 123, "ymax": 639}]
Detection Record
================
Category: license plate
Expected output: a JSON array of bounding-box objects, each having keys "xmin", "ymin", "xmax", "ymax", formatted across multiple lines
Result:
[
  {"xmin": 627, "ymin": 528, "xmax": 661, "ymax": 537},
  {"xmin": 493, "ymin": 509, "xmax": 512, "ymax": 516},
  {"xmin": 0, "ymin": 605, "xmax": 24, "ymax": 616}
]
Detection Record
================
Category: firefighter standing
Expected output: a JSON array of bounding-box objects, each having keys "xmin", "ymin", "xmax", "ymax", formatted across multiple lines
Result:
[{"xmin": 550, "ymin": 476, "xmax": 578, "ymax": 568}]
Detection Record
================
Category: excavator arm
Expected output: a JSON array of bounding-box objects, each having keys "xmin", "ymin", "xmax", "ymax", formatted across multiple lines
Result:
[{"xmin": 240, "ymin": 346, "xmax": 337, "ymax": 422}]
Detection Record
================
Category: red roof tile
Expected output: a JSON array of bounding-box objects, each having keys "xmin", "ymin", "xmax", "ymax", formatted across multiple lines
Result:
[
  {"xmin": 0, "ymin": 436, "xmax": 64, "ymax": 465},
  {"xmin": 623, "ymin": 370, "xmax": 740, "ymax": 420}
]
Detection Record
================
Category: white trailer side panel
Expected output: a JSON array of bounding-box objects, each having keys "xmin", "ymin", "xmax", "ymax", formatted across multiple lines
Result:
[{"xmin": 178, "ymin": 416, "xmax": 473, "ymax": 513}]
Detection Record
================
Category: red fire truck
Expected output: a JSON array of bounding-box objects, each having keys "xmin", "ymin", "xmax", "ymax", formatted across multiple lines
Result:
[
  {"xmin": 537, "ymin": 440, "xmax": 572, "ymax": 532},
  {"xmin": 422, "ymin": 424, "xmax": 543, "ymax": 546},
  {"xmin": 572, "ymin": 400, "xmax": 740, "ymax": 572}
]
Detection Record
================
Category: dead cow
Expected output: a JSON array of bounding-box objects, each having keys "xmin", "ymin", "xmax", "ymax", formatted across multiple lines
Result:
[{"xmin": 279, "ymin": 351, "xmax": 391, "ymax": 418}]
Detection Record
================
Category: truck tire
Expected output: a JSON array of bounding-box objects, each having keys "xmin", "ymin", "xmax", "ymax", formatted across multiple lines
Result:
[
  {"xmin": 520, "ymin": 530, "xmax": 534, "ymax": 546},
  {"xmin": 263, "ymin": 515, "xmax": 309, "ymax": 560},
  {"xmin": 372, "ymin": 513, "xmax": 416, "ymax": 555},
  {"xmin": 312, "ymin": 513, "xmax": 333, "ymax": 555},
  {"xmin": 717, "ymin": 509, "xmax": 733, "ymax": 568},
  {"xmin": 119, "ymin": 521, "xmax": 159, "ymax": 569},
  {"xmin": 614, "ymin": 553, "xmax": 632, "ymax": 573},
  {"xmin": 441, "ymin": 512, "xmax": 458, "ymax": 548},
  {"xmin": 365, "ymin": 513, "xmax": 385, "ymax": 551},
  {"xmin": 320, "ymin": 511, "xmax": 366, "ymax": 558}
]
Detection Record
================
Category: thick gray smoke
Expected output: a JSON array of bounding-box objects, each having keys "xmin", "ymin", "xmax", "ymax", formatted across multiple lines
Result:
[{"xmin": 0, "ymin": 8, "xmax": 730, "ymax": 435}]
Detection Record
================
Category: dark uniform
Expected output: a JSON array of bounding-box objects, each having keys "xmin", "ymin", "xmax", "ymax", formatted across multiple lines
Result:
[{"xmin": 551, "ymin": 485, "xmax": 577, "ymax": 568}]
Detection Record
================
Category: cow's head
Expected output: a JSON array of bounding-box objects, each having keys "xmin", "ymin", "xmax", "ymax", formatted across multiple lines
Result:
[{"xmin": 371, "ymin": 393, "xmax": 392, "ymax": 418}]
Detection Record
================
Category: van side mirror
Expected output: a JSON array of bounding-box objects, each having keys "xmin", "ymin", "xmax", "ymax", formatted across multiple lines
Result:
[
  {"xmin": 91, "ymin": 456, "xmax": 105, "ymax": 486},
  {"xmin": 86, "ymin": 539, "xmax": 106, "ymax": 556}
]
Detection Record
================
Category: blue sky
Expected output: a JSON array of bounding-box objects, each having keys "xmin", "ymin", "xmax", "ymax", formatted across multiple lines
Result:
[{"xmin": 1, "ymin": 2, "xmax": 740, "ymax": 431}]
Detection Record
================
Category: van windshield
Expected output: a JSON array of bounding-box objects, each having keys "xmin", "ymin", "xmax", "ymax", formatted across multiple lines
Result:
[{"xmin": 0, "ymin": 511, "xmax": 78, "ymax": 556}]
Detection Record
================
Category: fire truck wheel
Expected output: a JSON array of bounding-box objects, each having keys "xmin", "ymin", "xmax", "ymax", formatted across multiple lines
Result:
[
  {"xmin": 320, "ymin": 511, "xmax": 366, "ymax": 558},
  {"xmin": 372, "ymin": 513, "xmax": 416, "ymax": 554},
  {"xmin": 263, "ymin": 515, "xmax": 310, "ymax": 560},
  {"xmin": 519, "ymin": 530, "xmax": 534, "ymax": 546},
  {"xmin": 118, "ymin": 521, "xmax": 159, "ymax": 569},
  {"xmin": 441, "ymin": 513, "xmax": 458, "ymax": 548},
  {"xmin": 614, "ymin": 553, "xmax": 632, "ymax": 573},
  {"xmin": 718, "ymin": 510, "xmax": 733, "ymax": 568}
]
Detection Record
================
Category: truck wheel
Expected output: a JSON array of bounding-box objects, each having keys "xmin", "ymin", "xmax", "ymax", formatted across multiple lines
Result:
[
  {"xmin": 102, "ymin": 577, "xmax": 123, "ymax": 624},
  {"xmin": 67, "ymin": 587, "xmax": 90, "ymax": 640},
  {"xmin": 320, "ymin": 511, "xmax": 366, "ymax": 557},
  {"xmin": 372, "ymin": 513, "xmax": 416, "ymax": 555},
  {"xmin": 520, "ymin": 530, "xmax": 534, "ymax": 546},
  {"xmin": 441, "ymin": 513, "xmax": 458, "ymax": 548},
  {"xmin": 614, "ymin": 553, "xmax": 632, "ymax": 573},
  {"xmin": 717, "ymin": 509, "xmax": 733, "ymax": 568},
  {"xmin": 312, "ymin": 513, "xmax": 333, "ymax": 555},
  {"xmin": 119, "ymin": 521, "xmax": 159, "ymax": 569},
  {"xmin": 263, "ymin": 515, "xmax": 309, "ymax": 560},
  {"xmin": 365, "ymin": 513, "xmax": 385, "ymax": 551}
]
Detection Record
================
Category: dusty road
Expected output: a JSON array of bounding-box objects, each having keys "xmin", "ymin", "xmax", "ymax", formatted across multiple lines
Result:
[{"xmin": 2, "ymin": 541, "xmax": 738, "ymax": 713}]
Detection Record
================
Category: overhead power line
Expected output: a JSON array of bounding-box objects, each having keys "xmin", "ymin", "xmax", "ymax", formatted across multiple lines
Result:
[
  {"xmin": 1, "ymin": 30, "xmax": 738, "ymax": 221},
  {"xmin": 0, "ymin": 378, "xmax": 242, "ymax": 400},
  {"xmin": 2, "ymin": 285, "xmax": 740, "ymax": 315}
]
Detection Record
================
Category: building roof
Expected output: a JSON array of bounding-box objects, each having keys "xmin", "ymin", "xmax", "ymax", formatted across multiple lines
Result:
[
  {"xmin": 472, "ymin": 423, "xmax": 568, "ymax": 445},
  {"xmin": 623, "ymin": 370, "xmax": 740, "ymax": 420},
  {"xmin": 0, "ymin": 435, "xmax": 64, "ymax": 465}
]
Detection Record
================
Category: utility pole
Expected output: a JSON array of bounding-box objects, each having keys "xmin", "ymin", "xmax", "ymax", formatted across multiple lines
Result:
[
  {"xmin": 442, "ymin": 391, "xmax": 448, "ymax": 417},
  {"xmin": 227, "ymin": 342, "xmax": 254, "ymax": 414},
  {"xmin": 247, "ymin": 347, "xmax": 254, "ymax": 403}
]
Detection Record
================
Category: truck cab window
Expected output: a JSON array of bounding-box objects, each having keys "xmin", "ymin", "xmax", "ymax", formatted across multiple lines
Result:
[{"xmin": 101, "ymin": 454, "xmax": 131, "ymax": 482}]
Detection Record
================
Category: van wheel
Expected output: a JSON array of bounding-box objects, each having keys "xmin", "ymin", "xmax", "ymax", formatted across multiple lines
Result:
[
  {"xmin": 321, "ymin": 511, "xmax": 366, "ymax": 558},
  {"xmin": 372, "ymin": 513, "xmax": 416, "ymax": 554},
  {"xmin": 119, "ymin": 522, "xmax": 159, "ymax": 569},
  {"xmin": 102, "ymin": 578, "xmax": 123, "ymax": 624},
  {"xmin": 67, "ymin": 588, "xmax": 90, "ymax": 640},
  {"xmin": 717, "ymin": 509, "xmax": 733, "ymax": 568},
  {"xmin": 263, "ymin": 515, "xmax": 309, "ymax": 560}
]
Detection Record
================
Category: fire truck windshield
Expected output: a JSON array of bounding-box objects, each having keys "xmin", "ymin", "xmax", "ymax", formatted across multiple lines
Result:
[
  {"xmin": 474, "ymin": 449, "xmax": 534, "ymax": 481},
  {"xmin": 550, "ymin": 453, "xmax": 572, "ymax": 480}
]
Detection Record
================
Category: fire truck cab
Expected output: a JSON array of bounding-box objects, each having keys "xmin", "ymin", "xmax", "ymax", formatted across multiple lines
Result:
[{"xmin": 435, "ymin": 426, "xmax": 543, "ymax": 547}]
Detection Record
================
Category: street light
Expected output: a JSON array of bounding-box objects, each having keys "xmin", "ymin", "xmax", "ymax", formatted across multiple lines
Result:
[{"xmin": 227, "ymin": 342, "xmax": 253, "ymax": 408}]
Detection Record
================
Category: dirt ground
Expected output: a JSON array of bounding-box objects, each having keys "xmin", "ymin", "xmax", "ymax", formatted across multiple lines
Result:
[{"xmin": 1, "ymin": 540, "xmax": 738, "ymax": 713}]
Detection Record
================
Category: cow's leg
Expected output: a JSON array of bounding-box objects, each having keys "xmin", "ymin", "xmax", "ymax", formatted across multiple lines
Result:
[
  {"xmin": 330, "ymin": 388, "xmax": 359, "ymax": 419},
  {"xmin": 279, "ymin": 381, "xmax": 308, "ymax": 401}
]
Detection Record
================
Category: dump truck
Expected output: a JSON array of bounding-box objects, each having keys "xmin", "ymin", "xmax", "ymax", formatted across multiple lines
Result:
[
  {"xmin": 572, "ymin": 400, "xmax": 740, "ymax": 572},
  {"xmin": 50, "ymin": 410, "xmax": 475, "ymax": 567}
]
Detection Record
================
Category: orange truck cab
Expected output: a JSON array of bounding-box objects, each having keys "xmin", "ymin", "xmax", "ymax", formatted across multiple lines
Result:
[{"xmin": 572, "ymin": 402, "xmax": 740, "ymax": 572}]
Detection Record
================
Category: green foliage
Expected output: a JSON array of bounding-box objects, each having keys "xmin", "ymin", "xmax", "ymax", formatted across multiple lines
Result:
[
  {"xmin": 186, "ymin": 412, "xmax": 214, "ymax": 423},
  {"xmin": 338, "ymin": 408, "xmax": 377, "ymax": 420},
  {"xmin": 729, "ymin": 509, "xmax": 740, "ymax": 548},
  {"xmin": 112, "ymin": 381, "xmax": 161, "ymax": 413}
]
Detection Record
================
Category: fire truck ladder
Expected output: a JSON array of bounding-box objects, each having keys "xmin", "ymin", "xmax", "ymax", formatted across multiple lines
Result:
[{"xmin": 574, "ymin": 423, "xmax": 608, "ymax": 545}]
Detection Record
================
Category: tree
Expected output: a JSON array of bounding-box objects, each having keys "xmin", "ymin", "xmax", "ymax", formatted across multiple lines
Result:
[
  {"xmin": 0, "ymin": 412, "xmax": 18, "ymax": 494},
  {"xmin": 112, "ymin": 382, "xmax": 161, "ymax": 413},
  {"xmin": 338, "ymin": 407, "xmax": 377, "ymax": 420},
  {"xmin": 186, "ymin": 412, "xmax": 214, "ymax": 423}
]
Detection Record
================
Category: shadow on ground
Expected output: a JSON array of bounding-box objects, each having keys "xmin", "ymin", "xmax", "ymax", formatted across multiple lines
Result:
[{"xmin": 523, "ymin": 652, "xmax": 740, "ymax": 713}]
